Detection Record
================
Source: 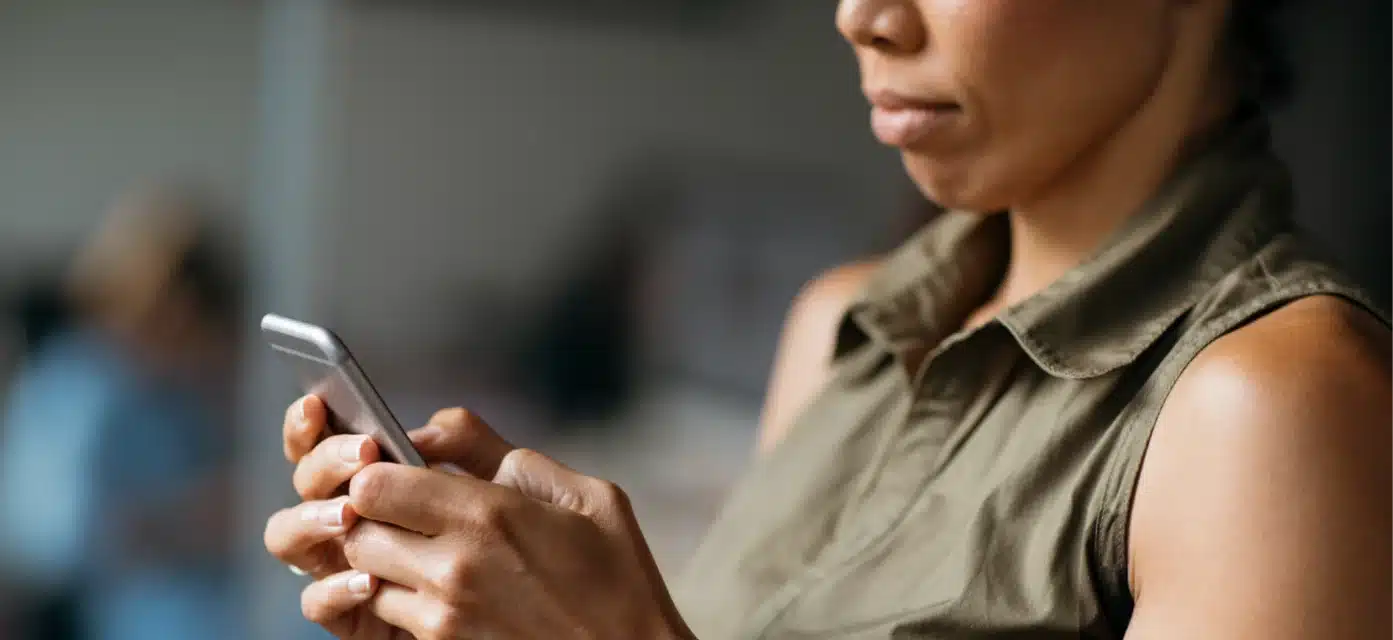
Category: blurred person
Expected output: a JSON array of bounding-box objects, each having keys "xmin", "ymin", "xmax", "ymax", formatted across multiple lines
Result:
[
  {"xmin": 0, "ymin": 185, "xmax": 244, "ymax": 640},
  {"xmin": 0, "ymin": 271, "xmax": 78, "ymax": 639},
  {"xmin": 264, "ymin": 1, "xmax": 1391, "ymax": 638}
]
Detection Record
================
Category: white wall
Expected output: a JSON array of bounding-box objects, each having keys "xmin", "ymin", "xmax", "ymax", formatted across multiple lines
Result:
[
  {"xmin": 328, "ymin": 1, "xmax": 907, "ymax": 359},
  {"xmin": 0, "ymin": 0, "xmax": 259, "ymax": 285}
]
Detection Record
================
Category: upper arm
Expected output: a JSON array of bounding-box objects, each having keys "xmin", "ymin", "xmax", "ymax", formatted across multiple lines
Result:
[
  {"xmin": 1126, "ymin": 296, "xmax": 1391, "ymax": 639},
  {"xmin": 757, "ymin": 261, "xmax": 878, "ymax": 454}
]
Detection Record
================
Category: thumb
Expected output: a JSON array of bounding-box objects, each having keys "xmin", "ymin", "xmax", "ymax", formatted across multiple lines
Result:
[{"xmin": 407, "ymin": 408, "xmax": 514, "ymax": 480}]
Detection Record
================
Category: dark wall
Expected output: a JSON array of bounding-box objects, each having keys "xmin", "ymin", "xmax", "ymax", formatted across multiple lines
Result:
[{"xmin": 1273, "ymin": 0, "xmax": 1391, "ymax": 308}]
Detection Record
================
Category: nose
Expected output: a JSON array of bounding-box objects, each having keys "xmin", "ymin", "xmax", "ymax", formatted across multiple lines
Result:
[{"xmin": 836, "ymin": 0, "xmax": 926, "ymax": 55}]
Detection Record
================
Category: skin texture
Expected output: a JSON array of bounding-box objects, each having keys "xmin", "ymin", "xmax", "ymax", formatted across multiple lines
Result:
[
  {"xmin": 840, "ymin": 0, "xmax": 1177, "ymax": 212},
  {"xmin": 264, "ymin": 0, "xmax": 1391, "ymax": 637},
  {"xmin": 1127, "ymin": 297, "xmax": 1391, "ymax": 639},
  {"xmin": 265, "ymin": 399, "xmax": 691, "ymax": 640},
  {"xmin": 841, "ymin": 0, "xmax": 1234, "ymax": 303}
]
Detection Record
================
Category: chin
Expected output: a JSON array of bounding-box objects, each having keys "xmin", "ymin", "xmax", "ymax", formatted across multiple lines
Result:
[{"xmin": 902, "ymin": 151, "xmax": 1015, "ymax": 213}]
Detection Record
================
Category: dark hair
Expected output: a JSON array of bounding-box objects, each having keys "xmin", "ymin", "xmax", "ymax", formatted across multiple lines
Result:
[
  {"xmin": 167, "ymin": 231, "xmax": 242, "ymax": 329},
  {"xmin": 1225, "ymin": 0, "xmax": 1298, "ymax": 107},
  {"xmin": 9, "ymin": 272, "xmax": 72, "ymax": 356}
]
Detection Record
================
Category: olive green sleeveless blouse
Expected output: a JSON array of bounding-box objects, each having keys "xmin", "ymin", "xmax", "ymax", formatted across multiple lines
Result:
[{"xmin": 671, "ymin": 114, "xmax": 1389, "ymax": 639}]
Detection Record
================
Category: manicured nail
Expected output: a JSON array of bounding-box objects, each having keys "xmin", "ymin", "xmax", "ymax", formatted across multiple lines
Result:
[
  {"xmin": 318, "ymin": 500, "xmax": 346, "ymax": 527},
  {"xmin": 340, "ymin": 437, "xmax": 366, "ymax": 462},
  {"xmin": 347, "ymin": 572, "xmax": 373, "ymax": 595}
]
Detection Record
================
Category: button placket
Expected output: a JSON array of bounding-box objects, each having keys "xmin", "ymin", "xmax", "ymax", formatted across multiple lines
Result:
[
  {"xmin": 827, "ymin": 329, "xmax": 989, "ymax": 553},
  {"xmin": 907, "ymin": 323, "xmax": 987, "ymax": 421},
  {"xmin": 757, "ymin": 335, "xmax": 996, "ymax": 637}
]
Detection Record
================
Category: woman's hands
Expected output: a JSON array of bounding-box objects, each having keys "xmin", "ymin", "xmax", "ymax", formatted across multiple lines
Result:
[
  {"xmin": 263, "ymin": 396, "xmax": 693, "ymax": 640},
  {"xmin": 264, "ymin": 395, "xmax": 398, "ymax": 638}
]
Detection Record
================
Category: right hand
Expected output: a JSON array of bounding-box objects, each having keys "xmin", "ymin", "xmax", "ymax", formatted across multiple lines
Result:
[{"xmin": 262, "ymin": 395, "xmax": 514, "ymax": 638}]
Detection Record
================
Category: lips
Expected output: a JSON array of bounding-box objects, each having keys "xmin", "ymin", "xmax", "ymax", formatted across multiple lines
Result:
[{"xmin": 865, "ymin": 89, "xmax": 961, "ymax": 148}]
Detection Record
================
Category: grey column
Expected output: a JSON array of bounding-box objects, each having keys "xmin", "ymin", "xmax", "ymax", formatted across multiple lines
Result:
[{"xmin": 238, "ymin": 1, "xmax": 345, "ymax": 638}]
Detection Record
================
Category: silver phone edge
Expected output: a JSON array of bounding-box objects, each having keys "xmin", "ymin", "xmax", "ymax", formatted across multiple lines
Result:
[
  {"xmin": 339, "ymin": 356, "xmax": 427, "ymax": 468},
  {"xmin": 261, "ymin": 313, "xmax": 426, "ymax": 468},
  {"xmin": 261, "ymin": 313, "xmax": 347, "ymax": 362}
]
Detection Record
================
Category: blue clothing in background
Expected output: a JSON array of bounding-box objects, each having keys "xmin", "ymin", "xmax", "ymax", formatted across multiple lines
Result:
[
  {"xmin": 1, "ymin": 331, "xmax": 124, "ymax": 590},
  {"xmin": 0, "ymin": 330, "xmax": 241, "ymax": 640}
]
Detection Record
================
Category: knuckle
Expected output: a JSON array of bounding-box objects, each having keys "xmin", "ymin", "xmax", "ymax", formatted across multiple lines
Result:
[
  {"xmin": 429, "ymin": 407, "xmax": 473, "ymax": 428},
  {"xmin": 293, "ymin": 438, "xmax": 347, "ymax": 498},
  {"xmin": 423, "ymin": 604, "xmax": 470, "ymax": 640},
  {"xmin": 430, "ymin": 553, "xmax": 479, "ymax": 599},
  {"xmin": 507, "ymin": 447, "xmax": 543, "ymax": 468},
  {"xmin": 476, "ymin": 499, "xmax": 512, "ymax": 531},
  {"xmin": 495, "ymin": 447, "xmax": 540, "ymax": 483},
  {"xmin": 339, "ymin": 526, "xmax": 365, "ymax": 567},
  {"xmin": 587, "ymin": 477, "xmax": 626, "ymax": 505},
  {"xmin": 582, "ymin": 476, "xmax": 629, "ymax": 516},
  {"xmin": 348, "ymin": 462, "xmax": 391, "ymax": 512},
  {"xmin": 433, "ymin": 407, "xmax": 494, "ymax": 444},
  {"xmin": 493, "ymin": 450, "xmax": 522, "ymax": 482}
]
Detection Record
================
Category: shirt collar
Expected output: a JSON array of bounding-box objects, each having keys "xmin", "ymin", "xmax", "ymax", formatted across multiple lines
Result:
[{"xmin": 837, "ymin": 111, "xmax": 1292, "ymax": 380}]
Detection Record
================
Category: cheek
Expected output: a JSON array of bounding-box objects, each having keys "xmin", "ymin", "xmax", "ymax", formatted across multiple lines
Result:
[
  {"xmin": 914, "ymin": 0, "xmax": 1173, "ymax": 209},
  {"xmin": 926, "ymin": 0, "xmax": 1077, "ymax": 86}
]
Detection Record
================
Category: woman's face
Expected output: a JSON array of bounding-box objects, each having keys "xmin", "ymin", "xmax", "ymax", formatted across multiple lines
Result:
[{"xmin": 838, "ymin": 0, "xmax": 1203, "ymax": 211}]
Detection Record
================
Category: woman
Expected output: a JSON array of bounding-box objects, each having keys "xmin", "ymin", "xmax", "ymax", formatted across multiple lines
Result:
[{"xmin": 264, "ymin": 0, "xmax": 1390, "ymax": 637}]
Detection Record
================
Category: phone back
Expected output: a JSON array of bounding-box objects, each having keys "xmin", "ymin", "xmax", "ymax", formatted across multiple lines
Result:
[{"xmin": 261, "ymin": 314, "xmax": 425, "ymax": 467}]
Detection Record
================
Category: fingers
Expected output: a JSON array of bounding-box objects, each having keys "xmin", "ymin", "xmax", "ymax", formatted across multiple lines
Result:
[
  {"xmin": 265, "ymin": 498, "xmax": 357, "ymax": 575},
  {"xmin": 494, "ymin": 448, "xmax": 637, "ymax": 536},
  {"xmin": 340, "ymin": 520, "xmax": 437, "ymax": 592},
  {"xmin": 494, "ymin": 448, "xmax": 594, "ymax": 513},
  {"xmin": 300, "ymin": 569, "xmax": 378, "ymax": 630},
  {"xmin": 284, "ymin": 395, "xmax": 328, "ymax": 463},
  {"xmin": 349, "ymin": 463, "xmax": 493, "ymax": 536},
  {"xmin": 409, "ymin": 408, "xmax": 514, "ymax": 480},
  {"xmin": 293, "ymin": 434, "xmax": 380, "ymax": 501},
  {"xmin": 370, "ymin": 583, "xmax": 467, "ymax": 640}
]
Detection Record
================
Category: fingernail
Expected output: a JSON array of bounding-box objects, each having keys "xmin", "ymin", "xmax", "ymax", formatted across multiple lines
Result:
[
  {"xmin": 318, "ymin": 501, "xmax": 346, "ymax": 527},
  {"xmin": 296, "ymin": 397, "xmax": 309, "ymax": 428},
  {"xmin": 347, "ymin": 572, "xmax": 373, "ymax": 595},
  {"xmin": 340, "ymin": 437, "xmax": 366, "ymax": 462}
]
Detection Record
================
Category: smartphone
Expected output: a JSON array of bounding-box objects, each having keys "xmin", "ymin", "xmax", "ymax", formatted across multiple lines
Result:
[{"xmin": 261, "ymin": 313, "xmax": 426, "ymax": 467}]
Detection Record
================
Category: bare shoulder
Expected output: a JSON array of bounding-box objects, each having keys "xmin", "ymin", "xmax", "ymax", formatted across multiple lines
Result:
[
  {"xmin": 757, "ymin": 261, "xmax": 881, "ymax": 453},
  {"xmin": 1169, "ymin": 295, "xmax": 1389, "ymax": 426},
  {"xmin": 1126, "ymin": 296, "xmax": 1391, "ymax": 638},
  {"xmin": 791, "ymin": 261, "xmax": 882, "ymax": 322}
]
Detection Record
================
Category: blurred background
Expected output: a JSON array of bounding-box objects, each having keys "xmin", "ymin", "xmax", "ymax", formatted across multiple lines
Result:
[{"xmin": 0, "ymin": 1, "xmax": 1385, "ymax": 639}]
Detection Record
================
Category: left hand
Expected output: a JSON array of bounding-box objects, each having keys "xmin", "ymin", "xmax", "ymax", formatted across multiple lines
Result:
[{"xmin": 310, "ymin": 410, "xmax": 693, "ymax": 639}]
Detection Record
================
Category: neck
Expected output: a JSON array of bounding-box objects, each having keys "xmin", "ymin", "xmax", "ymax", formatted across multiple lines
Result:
[{"xmin": 991, "ymin": 84, "xmax": 1236, "ymax": 312}]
